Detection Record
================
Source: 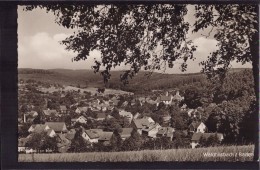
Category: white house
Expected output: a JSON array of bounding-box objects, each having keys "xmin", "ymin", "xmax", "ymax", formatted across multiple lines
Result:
[
  {"xmin": 76, "ymin": 116, "xmax": 88, "ymax": 124},
  {"xmin": 189, "ymin": 122, "xmax": 207, "ymax": 133},
  {"xmin": 132, "ymin": 117, "xmax": 155, "ymax": 135},
  {"xmin": 119, "ymin": 110, "xmax": 133, "ymax": 123},
  {"xmin": 82, "ymin": 129, "xmax": 103, "ymax": 143},
  {"xmin": 142, "ymin": 122, "xmax": 161, "ymax": 138},
  {"xmin": 157, "ymin": 91, "xmax": 173, "ymax": 106}
]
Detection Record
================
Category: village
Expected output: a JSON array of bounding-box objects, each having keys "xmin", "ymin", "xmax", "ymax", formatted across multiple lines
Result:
[{"xmin": 18, "ymin": 79, "xmax": 225, "ymax": 154}]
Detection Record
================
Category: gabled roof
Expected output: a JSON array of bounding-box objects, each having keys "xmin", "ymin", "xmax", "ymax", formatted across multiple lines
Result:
[
  {"xmin": 119, "ymin": 110, "xmax": 132, "ymax": 118},
  {"xmin": 191, "ymin": 132, "xmax": 223, "ymax": 141},
  {"xmin": 189, "ymin": 121, "xmax": 203, "ymax": 129},
  {"xmin": 46, "ymin": 129, "xmax": 55, "ymax": 136},
  {"xmin": 160, "ymin": 96, "xmax": 171, "ymax": 101},
  {"xmin": 99, "ymin": 132, "xmax": 113, "ymax": 141},
  {"xmin": 157, "ymin": 127, "xmax": 174, "ymax": 136},
  {"xmin": 133, "ymin": 118, "xmax": 150, "ymax": 129},
  {"xmin": 76, "ymin": 107, "xmax": 88, "ymax": 112},
  {"xmin": 142, "ymin": 122, "xmax": 160, "ymax": 132},
  {"xmin": 26, "ymin": 111, "xmax": 38, "ymax": 117},
  {"xmin": 85, "ymin": 129, "xmax": 103, "ymax": 139},
  {"xmin": 43, "ymin": 110, "xmax": 58, "ymax": 116},
  {"xmin": 60, "ymin": 105, "xmax": 67, "ymax": 111},
  {"xmin": 33, "ymin": 124, "xmax": 49, "ymax": 133},
  {"xmin": 77, "ymin": 115, "xmax": 87, "ymax": 121},
  {"xmin": 120, "ymin": 128, "xmax": 133, "ymax": 138},
  {"xmin": 97, "ymin": 113, "xmax": 106, "ymax": 119},
  {"xmin": 45, "ymin": 122, "xmax": 67, "ymax": 132}
]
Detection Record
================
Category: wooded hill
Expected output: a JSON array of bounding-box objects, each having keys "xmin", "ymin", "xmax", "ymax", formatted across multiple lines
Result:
[{"xmin": 18, "ymin": 68, "xmax": 252, "ymax": 94}]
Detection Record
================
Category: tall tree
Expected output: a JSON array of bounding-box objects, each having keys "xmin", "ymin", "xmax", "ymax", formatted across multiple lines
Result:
[{"xmin": 25, "ymin": 4, "xmax": 259, "ymax": 159}]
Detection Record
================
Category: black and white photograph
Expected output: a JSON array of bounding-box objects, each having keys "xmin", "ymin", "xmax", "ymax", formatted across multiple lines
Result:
[{"xmin": 16, "ymin": 3, "xmax": 258, "ymax": 162}]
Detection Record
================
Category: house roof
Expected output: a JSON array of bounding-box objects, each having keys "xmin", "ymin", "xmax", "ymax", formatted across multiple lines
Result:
[
  {"xmin": 45, "ymin": 122, "xmax": 67, "ymax": 132},
  {"xmin": 99, "ymin": 131, "xmax": 113, "ymax": 141},
  {"xmin": 85, "ymin": 129, "xmax": 102, "ymax": 139},
  {"xmin": 77, "ymin": 107, "xmax": 88, "ymax": 112},
  {"xmin": 60, "ymin": 105, "xmax": 67, "ymax": 111},
  {"xmin": 157, "ymin": 127, "xmax": 174, "ymax": 135},
  {"xmin": 33, "ymin": 124, "xmax": 49, "ymax": 133},
  {"xmin": 142, "ymin": 122, "xmax": 160, "ymax": 132},
  {"xmin": 97, "ymin": 113, "xmax": 106, "ymax": 119},
  {"xmin": 189, "ymin": 121, "xmax": 203, "ymax": 129},
  {"xmin": 18, "ymin": 138, "xmax": 28, "ymax": 147},
  {"xmin": 26, "ymin": 111, "xmax": 38, "ymax": 117},
  {"xmin": 46, "ymin": 129, "xmax": 55, "ymax": 136},
  {"xmin": 43, "ymin": 110, "xmax": 58, "ymax": 116},
  {"xmin": 133, "ymin": 118, "xmax": 150, "ymax": 129},
  {"xmin": 119, "ymin": 110, "xmax": 132, "ymax": 118},
  {"xmin": 57, "ymin": 134, "xmax": 70, "ymax": 148},
  {"xmin": 172, "ymin": 91, "xmax": 184, "ymax": 101},
  {"xmin": 120, "ymin": 128, "xmax": 133, "ymax": 138},
  {"xmin": 77, "ymin": 115, "xmax": 87, "ymax": 121},
  {"xmin": 65, "ymin": 129, "xmax": 76, "ymax": 140},
  {"xmin": 191, "ymin": 132, "xmax": 223, "ymax": 141},
  {"xmin": 160, "ymin": 95, "xmax": 171, "ymax": 101}
]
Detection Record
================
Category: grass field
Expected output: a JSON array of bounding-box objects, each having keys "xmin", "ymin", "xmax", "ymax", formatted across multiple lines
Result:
[{"xmin": 18, "ymin": 145, "xmax": 254, "ymax": 162}]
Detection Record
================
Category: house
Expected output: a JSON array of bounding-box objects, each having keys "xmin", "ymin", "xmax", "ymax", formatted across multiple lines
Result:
[
  {"xmin": 191, "ymin": 132, "xmax": 224, "ymax": 148},
  {"xmin": 27, "ymin": 111, "xmax": 38, "ymax": 117},
  {"xmin": 28, "ymin": 124, "xmax": 49, "ymax": 133},
  {"xmin": 142, "ymin": 122, "xmax": 161, "ymax": 138},
  {"xmin": 57, "ymin": 133, "xmax": 71, "ymax": 153},
  {"xmin": 119, "ymin": 128, "xmax": 133, "ymax": 140},
  {"xmin": 45, "ymin": 122, "xmax": 68, "ymax": 134},
  {"xmin": 60, "ymin": 105, "xmax": 67, "ymax": 114},
  {"xmin": 189, "ymin": 122, "xmax": 207, "ymax": 133},
  {"xmin": 75, "ymin": 115, "xmax": 88, "ymax": 124},
  {"xmin": 43, "ymin": 109, "xmax": 58, "ymax": 116},
  {"xmin": 75, "ymin": 107, "xmax": 88, "ymax": 114},
  {"xmin": 98, "ymin": 131, "xmax": 114, "ymax": 146},
  {"xmin": 28, "ymin": 124, "xmax": 56, "ymax": 137},
  {"xmin": 157, "ymin": 91, "xmax": 173, "ymax": 106},
  {"xmin": 119, "ymin": 110, "xmax": 133, "ymax": 123},
  {"xmin": 156, "ymin": 127, "xmax": 175, "ymax": 140},
  {"xmin": 172, "ymin": 91, "xmax": 184, "ymax": 102},
  {"xmin": 132, "ymin": 117, "xmax": 154, "ymax": 134},
  {"xmin": 180, "ymin": 104, "xmax": 187, "ymax": 111},
  {"xmin": 65, "ymin": 129, "xmax": 76, "ymax": 140},
  {"xmin": 82, "ymin": 129, "xmax": 103, "ymax": 143},
  {"xmin": 162, "ymin": 115, "xmax": 171, "ymax": 124},
  {"xmin": 23, "ymin": 111, "xmax": 38, "ymax": 123},
  {"xmin": 18, "ymin": 137, "xmax": 28, "ymax": 153},
  {"xmin": 96, "ymin": 113, "xmax": 106, "ymax": 121}
]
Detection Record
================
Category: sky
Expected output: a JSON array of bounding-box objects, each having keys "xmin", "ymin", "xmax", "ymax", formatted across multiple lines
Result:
[{"xmin": 18, "ymin": 5, "xmax": 251, "ymax": 74}]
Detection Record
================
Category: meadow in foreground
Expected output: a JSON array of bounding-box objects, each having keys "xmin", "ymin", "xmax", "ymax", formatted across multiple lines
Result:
[{"xmin": 19, "ymin": 145, "xmax": 254, "ymax": 162}]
